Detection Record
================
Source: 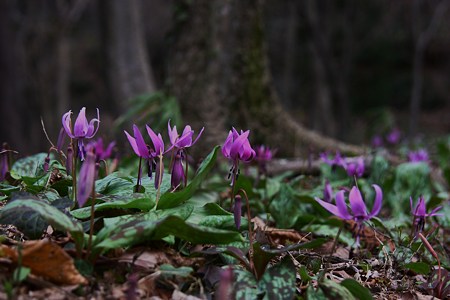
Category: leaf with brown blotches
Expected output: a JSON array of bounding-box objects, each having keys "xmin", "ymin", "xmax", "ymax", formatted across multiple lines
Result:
[{"xmin": 1, "ymin": 240, "xmax": 87, "ymax": 285}]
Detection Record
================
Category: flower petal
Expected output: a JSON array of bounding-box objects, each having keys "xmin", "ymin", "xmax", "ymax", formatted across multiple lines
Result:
[
  {"xmin": 369, "ymin": 184, "xmax": 383, "ymax": 218},
  {"xmin": 62, "ymin": 110, "xmax": 75, "ymax": 138},
  {"xmin": 335, "ymin": 190, "xmax": 352, "ymax": 219},
  {"xmin": 124, "ymin": 130, "xmax": 140, "ymax": 157},
  {"xmin": 230, "ymin": 130, "xmax": 250, "ymax": 160},
  {"xmin": 73, "ymin": 107, "xmax": 88, "ymax": 137},
  {"xmin": 146, "ymin": 125, "xmax": 164, "ymax": 155},
  {"xmin": 168, "ymin": 120, "xmax": 178, "ymax": 145},
  {"xmin": 133, "ymin": 125, "xmax": 150, "ymax": 158},
  {"xmin": 222, "ymin": 130, "xmax": 234, "ymax": 158},
  {"xmin": 85, "ymin": 108, "xmax": 100, "ymax": 138},
  {"xmin": 349, "ymin": 186, "xmax": 367, "ymax": 218},
  {"xmin": 316, "ymin": 195, "xmax": 351, "ymax": 220}
]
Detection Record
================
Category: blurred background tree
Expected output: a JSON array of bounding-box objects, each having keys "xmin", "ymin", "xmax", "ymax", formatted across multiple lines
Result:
[{"xmin": 0, "ymin": 0, "xmax": 449, "ymax": 156}]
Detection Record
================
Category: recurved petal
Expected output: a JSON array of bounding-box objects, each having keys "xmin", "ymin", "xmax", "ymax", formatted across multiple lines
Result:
[
  {"xmin": 428, "ymin": 206, "xmax": 443, "ymax": 217},
  {"xmin": 85, "ymin": 108, "xmax": 100, "ymax": 138},
  {"xmin": 124, "ymin": 130, "xmax": 140, "ymax": 157},
  {"xmin": 191, "ymin": 127, "xmax": 204, "ymax": 146},
  {"xmin": 62, "ymin": 110, "xmax": 75, "ymax": 138},
  {"xmin": 369, "ymin": 184, "xmax": 383, "ymax": 218},
  {"xmin": 168, "ymin": 120, "xmax": 178, "ymax": 145},
  {"xmin": 133, "ymin": 125, "xmax": 150, "ymax": 158},
  {"xmin": 222, "ymin": 130, "xmax": 234, "ymax": 158},
  {"xmin": 146, "ymin": 125, "xmax": 164, "ymax": 155},
  {"xmin": 315, "ymin": 197, "xmax": 350, "ymax": 220},
  {"xmin": 229, "ymin": 130, "xmax": 250, "ymax": 160},
  {"xmin": 349, "ymin": 186, "xmax": 367, "ymax": 218}
]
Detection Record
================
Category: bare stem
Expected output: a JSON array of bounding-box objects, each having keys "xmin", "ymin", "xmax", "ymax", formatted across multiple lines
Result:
[
  {"xmin": 155, "ymin": 154, "xmax": 163, "ymax": 208},
  {"xmin": 87, "ymin": 185, "xmax": 96, "ymax": 259},
  {"xmin": 237, "ymin": 189, "xmax": 255, "ymax": 278},
  {"xmin": 135, "ymin": 157, "xmax": 142, "ymax": 192}
]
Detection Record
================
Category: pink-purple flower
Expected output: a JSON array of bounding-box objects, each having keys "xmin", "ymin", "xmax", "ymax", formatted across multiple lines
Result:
[
  {"xmin": 168, "ymin": 121, "xmax": 203, "ymax": 189},
  {"xmin": 315, "ymin": 185, "xmax": 383, "ymax": 245},
  {"xmin": 62, "ymin": 107, "xmax": 100, "ymax": 160},
  {"xmin": 320, "ymin": 151, "xmax": 344, "ymax": 168},
  {"xmin": 408, "ymin": 149, "xmax": 429, "ymax": 163},
  {"xmin": 410, "ymin": 196, "xmax": 442, "ymax": 236},
  {"xmin": 323, "ymin": 180, "xmax": 333, "ymax": 203},
  {"xmin": 124, "ymin": 124, "xmax": 168, "ymax": 189},
  {"xmin": 0, "ymin": 145, "xmax": 10, "ymax": 182},
  {"xmin": 342, "ymin": 157, "xmax": 365, "ymax": 178},
  {"xmin": 254, "ymin": 145, "xmax": 275, "ymax": 176},
  {"xmin": 77, "ymin": 145, "xmax": 97, "ymax": 207},
  {"xmin": 222, "ymin": 128, "xmax": 255, "ymax": 185},
  {"xmin": 386, "ymin": 128, "xmax": 401, "ymax": 145}
]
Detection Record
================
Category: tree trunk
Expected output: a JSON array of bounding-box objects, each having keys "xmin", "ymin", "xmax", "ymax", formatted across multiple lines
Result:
[
  {"xmin": 107, "ymin": 0, "xmax": 156, "ymax": 111},
  {"xmin": 168, "ymin": 0, "xmax": 363, "ymax": 157}
]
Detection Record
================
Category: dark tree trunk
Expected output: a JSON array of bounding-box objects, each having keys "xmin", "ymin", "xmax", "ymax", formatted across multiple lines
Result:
[
  {"xmin": 168, "ymin": 0, "xmax": 363, "ymax": 157},
  {"xmin": 107, "ymin": 0, "xmax": 157, "ymax": 111}
]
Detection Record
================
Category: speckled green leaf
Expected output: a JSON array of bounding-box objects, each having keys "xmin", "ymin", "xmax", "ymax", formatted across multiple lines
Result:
[
  {"xmin": 319, "ymin": 280, "xmax": 356, "ymax": 300},
  {"xmin": 233, "ymin": 267, "xmax": 259, "ymax": 300},
  {"xmin": 0, "ymin": 198, "xmax": 83, "ymax": 245},
  {"xmin": 94, "ymin": 215, "xmax": 243, "ymax": 251},
  {"xmin": 259, "ymin": 257, "xmax": 296, "ymax": 300},
  {"xmin": 157, "ymin": 146, "xmax": 219, "ymax": 209},
  {"xmin": 10, "ymin": 153, "xmax": 47, "ymax": 179}
]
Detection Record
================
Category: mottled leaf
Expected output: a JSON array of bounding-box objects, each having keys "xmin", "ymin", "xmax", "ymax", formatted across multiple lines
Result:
[
  {"xmin": 157, "ymin": 146, "xmax": 219, "ymax": 209},
  {"xmin": 259, "ymin": 257, "xmax": 296, "ymax": 300}
]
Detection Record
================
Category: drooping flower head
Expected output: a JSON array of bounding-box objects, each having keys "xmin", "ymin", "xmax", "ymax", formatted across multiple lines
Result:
[
  {"xmin": 222, "ymin": 128, "xmax": 255, "ymax": 186},
  {"xmin": 323, "ymin": 180, "xmax": 333, "ymax": 203},
  {"xmin": 408, "ymin": 149, "xmax": 429, "ymax": 163},
  {"xmin": 342, "ymin": 157, "xmax": 365, "ymax": 178},
  {"xmin": 222, "ymin": 128, "xmax": 255, "ymax": 163},
  {"xmin": 320, "ymin": 151, "xmax": 344, "ymax": 168},
  {"xmin": 167, "ymin": 121, "xmax": 204, "ymax": 189},
  {"xmin": 168, "ymin": 120, "xmax": 204, "ymax": 150},
  {"xmin": 62, "ymin": 107, "xmax": 100, "ymax": 160},
  {"xmin": 124, "ymin": 124, "xmax": 169, "ymax": 189},
  {"xmin": 92, "ymin": 138, "xmax": 115, "ymax": 161},
  {"xmin": 315, "ymin": 184, "xmax": 383, "ymax": 246},
  {"xmin": 254, "ymin": 145, "xmax": 275, "ymax": 176},
  {"xmin": 77, "ymin": 144, "xmax": 97, "ymax": 207},
  {"xmin": 386, "ymin": 128, "xmax": 401, "ymax": 145},
  {"xmin": 0, "ymin": 143, "xmax": 10, "ymax": 181},
  {"xmin": 371, "ymin": 135, "xmax": 383, "ymax": 148},
  {"xmin": 410, "ymin": 195, "xmax": 442, "ymax": 237}
]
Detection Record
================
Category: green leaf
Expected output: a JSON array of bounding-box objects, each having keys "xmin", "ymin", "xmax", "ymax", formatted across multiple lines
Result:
[
  {"xmin": 403, "ymin": 262, "xmax": 430, "ymax": 275},
  {"xmin": 13, "ymin": 266, "xmax": 30, "ymax": 283},
  {"xmin": 157, "ymin": 146, "xmax": 220, "ymax": 209},
  {"xmin": 233, "ymin": 267, "xmax": 260, "ymax": 300},
  {"xmin": 10, "ymin": 153, "xmax": 47, "ymax": 179},
  {"xmin": 298, "ymin": 266, "xmax": 312, "ymax": 282},
  {"xmin": 340, "ymin": 279, "xmax": 373, "ymax": 300},
  {"xmin": 94, "ymin": 215, "xmax": 243, "ymax": 251},
  {"xmin": 0, "ymin": 198, "xmax": 83, "ymax": 246},
  {"xmin": 187, "ymin": 203, "xmax": 244, "ymax": 230},
  {"xmin": 259, "ymin": 257, "xmax": 296, "ymax": 300},
  {"xmin": 159, "ymin": 264, "xmax": 193, "ymax": 278},
  {"xmin": 70, "ymin": 194, "xmax": 155, "ymax": 219},
  {"xmin": 319, "ymin": 280, "xmax": 356, "ymax": 300},
  {"xmin": 269, "ymin": 184, "xmax": 303, "ymax": 228}
]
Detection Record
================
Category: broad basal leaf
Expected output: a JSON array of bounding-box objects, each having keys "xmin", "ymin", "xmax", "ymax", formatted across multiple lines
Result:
[
  {"xmin": 258, "ymin": 257, "xmax": 296, "ymax": 300},
  {"xmin": 0, "ymin": 198, "xmax": 83, "ymax": 246},
  {"xmin": 94, "ymin": 215, "xmax": 243, "ymax": 251},
  {"xmin": 157, "ymin": 146, "xmax": 219, "ymax": 209}
]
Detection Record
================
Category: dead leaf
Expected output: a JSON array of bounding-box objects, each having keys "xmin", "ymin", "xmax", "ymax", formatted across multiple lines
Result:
[
  {"xmin": 253, "ymin": 216, "xmax": 309, "ymax": 246},
  {"xmin": 1, "ymin": 240, "xmax": 87, "ymax": 285},
  {"xmin": 343, "ymin": 219, "xmax": 396, "ymax": 251}
]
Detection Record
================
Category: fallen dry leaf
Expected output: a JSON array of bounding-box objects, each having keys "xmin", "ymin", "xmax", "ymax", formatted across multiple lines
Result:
[{"xmin": 0, "ymin": 240, "xmax": 87, "ymax": 285}]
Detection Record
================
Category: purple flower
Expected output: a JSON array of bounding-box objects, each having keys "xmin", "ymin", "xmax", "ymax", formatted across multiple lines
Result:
[
  {"xmin": 408, "ymin": 149, "xmax": 429, "ymax": 163},
  {"xmin": 254, "ymin": 145, "xmax": 275, "ymax": 176},
  {"xmin": 92, "ymin": 138, "xmax": 115, "ymax": 161},
  {"xmin": 222, "ymin": 128, "xmax": 255, "ymax": 186},
  {"xmin": 233, "ymin": 195, "xmax": 242, "ymax": 229},
  {"xmin": 410, "ymin": 196, "xmax": 443, "ymax": 236},
  {"xmin": 222, "ymin": 128, "xmax": 255, "ymax": 163},
  {"xmin": 0, "ymin": 145, "xmax": 10, "ymax": 181},
  {"xmin": 323, "ymin": 180, "xmax": 333, "ymax": 203},
  {"xmin": 371, "ymin": 135, "xmax": 383, "ymax": 148},
  {"xmin": 342, "ymin": 157, "xmax": 365, "ymax": 178},
  {"xmin": 168, "ymin": 121, "xmax": 203, "ymax": 189},
  {"xmin": 315, "ymin": 185, "xmax": 383, "ymax": 245},
  {"xmin": 386, "ymin": 128, "xmax": 401, "ymax": 145},
  {"xmin": 124, "ymin": 124, "xmax": 168, "ymax": 189},
  {"xmin": 124, "ymin": 125, "xmax": 151, "ymax": 159},
  {"xmin": 320, "ymin": 151, "xmax": 344, "ymax": 168},
  {"xmin": 168, "ymin": 120, "xmax": 204, "ymax": 149},
  {"xmin": 62, "ymin": 107, "xmax": 100, "ymax": 160},
  {"xmin": 171, "ymin": 151, "xmax": 185, "ymax": 189},
  {"xmin": 77, "ymin": 145, "xmax": 97, "ymax": 207}
]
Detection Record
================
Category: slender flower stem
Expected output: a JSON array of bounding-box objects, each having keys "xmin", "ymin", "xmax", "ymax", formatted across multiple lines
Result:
[
  {"xmin": 155, "ymin": 154, "xmax": 163, "ymax": 208},
  {"xmin": 135, "ymin": 157, "xmax": 142, "ymax": 192},
  {"xmin": 237, "ymin": 189, "xmax": 255, "ymax": 278},
  {"xmin": 230, "ymin": 160, "xmax": 239, "ymax": 211},
  {"xmin": 71, "ymin": 139, "xmax": 78, "ymax": 207},
  {"xmin": 329, "ymin": 223, "xmax": 343, "ymax": 258},
  {"xmin": 87, "ymin": 185, "xmax": 96, "ymax": 259}
]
